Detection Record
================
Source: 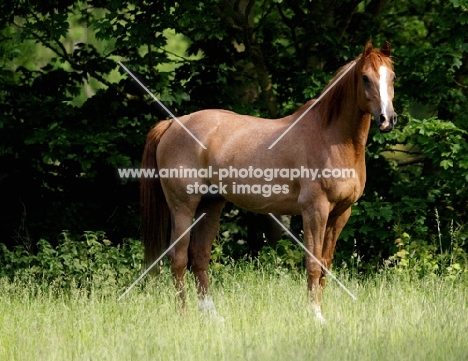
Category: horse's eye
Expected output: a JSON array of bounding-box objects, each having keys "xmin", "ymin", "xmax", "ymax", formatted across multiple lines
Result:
[
  {"xmin": 393, "ymin": 74, "xmax": 397, "ymax": 82},
  {"xmin": 362, "ymin": 75, "xmax": 370, "ymax": 83}
]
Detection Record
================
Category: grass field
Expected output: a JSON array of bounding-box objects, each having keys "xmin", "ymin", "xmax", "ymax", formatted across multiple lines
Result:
[{"xmin": 1, "ymin": 264, "xmax": 467, "ymax": 361}]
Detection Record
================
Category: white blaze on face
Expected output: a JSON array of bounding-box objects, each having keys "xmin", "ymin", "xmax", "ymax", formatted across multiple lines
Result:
[{"xmin": 379, "ymin": 65, "xmax": 389, "ymax": 123}]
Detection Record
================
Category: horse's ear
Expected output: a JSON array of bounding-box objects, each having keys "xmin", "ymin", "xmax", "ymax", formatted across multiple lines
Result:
[
  {"xmin": 364, "ymin": 41, "xmax": 373, "ymax": 57},
  {"xmin": 380, "ymin": 41, "xmax": 391, "ymax": 56}
]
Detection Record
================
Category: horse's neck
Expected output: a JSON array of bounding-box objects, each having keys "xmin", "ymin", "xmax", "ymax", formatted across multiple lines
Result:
[
  {"xmin": 320, "ymin": 97, "xmax": 371, "ymax": 165},
  {"xmin": 344, "ymin": 112, "xmax": 372, "ymax": 155}
]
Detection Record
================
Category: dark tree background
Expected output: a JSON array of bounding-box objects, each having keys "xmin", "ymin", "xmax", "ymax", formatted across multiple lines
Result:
[{"xmin": 1, "ymin": 0, "xmax": 467, "ymax": 267}]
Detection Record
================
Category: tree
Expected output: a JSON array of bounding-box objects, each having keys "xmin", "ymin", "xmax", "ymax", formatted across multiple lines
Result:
[{"xmin": 1, "ymin": 0, "xmax": 467, "ymax": 267}]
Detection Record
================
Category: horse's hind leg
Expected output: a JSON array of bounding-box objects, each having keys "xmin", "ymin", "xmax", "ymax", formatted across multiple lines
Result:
[
  {"xmin": 168, "ymin": 202, "xmax": 199, "ymax": 309},
  {"xmin": 189, "ymin": 197, "xmax": 226, "ymax": 317}
]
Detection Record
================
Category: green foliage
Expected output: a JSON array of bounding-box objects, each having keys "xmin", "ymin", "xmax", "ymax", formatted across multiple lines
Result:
[
  {"xmin": 334, "ymin": 113, "xmax": 468, "ymax": 275},
  {"xmin": 0, "ymin": 0, "xmax": 468, "ymax": 271},
  {"xmin": 258, "ymin": 239, "xmax": 304, "ymax": 273},
  {"xmin": 2, "ymin": 267, "xmax": 468, "ymax": 361},
  {"xmin": 211, "ymin": 208, "xmax": 249, "ymax": 269},
  {"xmin": 0, "ymin": 232, "xmax": 144, "ymax": 291},
  {"xmin": 337, "ymin": 114, "xmax": 468, "ymax": 264},
  {"xmin": 388, "ymin": 228, "xmax": 468, "ymax": 280}
]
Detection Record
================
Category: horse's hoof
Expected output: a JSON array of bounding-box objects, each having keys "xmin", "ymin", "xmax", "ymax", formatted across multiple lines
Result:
[
  {"xmin": 307, "ymin": 304, "xmax": 327, "ymax": 324},
  {"xmin": 198, "ymin": 296, "xmax": 224, "ymax": 322},
  {"xmin": 315, "ymin": 313, "xmax": 327, "ymax": 324}
]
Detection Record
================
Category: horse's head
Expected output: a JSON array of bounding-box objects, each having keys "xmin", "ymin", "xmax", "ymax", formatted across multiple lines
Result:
[{"xmin": 358, "ymin": 41, "xmax": 397, "ymax": 132}]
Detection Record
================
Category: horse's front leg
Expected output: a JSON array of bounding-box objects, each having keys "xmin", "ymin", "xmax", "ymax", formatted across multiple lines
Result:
[
  {"xmin": 302, "ymin": 202, "xmax": 329, "ymax": 323},
  {"xmin": 320, "ymin": 207, "xmax": 352, "ymax": 288}
]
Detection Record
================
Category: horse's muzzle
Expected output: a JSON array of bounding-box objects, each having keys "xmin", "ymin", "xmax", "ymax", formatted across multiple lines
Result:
[{"xmin": 378, "ymin": 113, "xmax": 397, "ymax": 132}]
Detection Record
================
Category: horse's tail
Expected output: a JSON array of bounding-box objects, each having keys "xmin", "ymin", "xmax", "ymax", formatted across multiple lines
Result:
[{"xmin": 141, "ymin": 120, "xmax": 172, "ymax": 270}]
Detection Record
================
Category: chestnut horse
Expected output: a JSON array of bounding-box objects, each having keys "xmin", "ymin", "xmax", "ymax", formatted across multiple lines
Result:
[{"xmin": 141, "ymin": 41, "xmax": 396, "ymax": 322}]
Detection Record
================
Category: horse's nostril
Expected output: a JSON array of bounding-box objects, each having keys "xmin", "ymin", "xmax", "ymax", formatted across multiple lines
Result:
[
  {"xmin": 393, "ymin": 114, "xmax": 398, "ymax": 125},
  {"xmin": 379, "ymin": 114, "xmax": 386, "ymax": 125}
]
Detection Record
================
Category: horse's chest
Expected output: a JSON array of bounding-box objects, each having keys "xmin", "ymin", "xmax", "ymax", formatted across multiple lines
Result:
[{"xmin": 323, "ymin": 176, "xmax": 365, "ymax": 205}]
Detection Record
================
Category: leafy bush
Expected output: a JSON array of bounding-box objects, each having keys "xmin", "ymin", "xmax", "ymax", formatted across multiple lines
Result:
[
  {"xmin": 258, "ymin": 239, "xmax": 304, "ymax": 273},
  {"xmin": 334, "ymin": 115, "xmax": 468, "ymax": 269},
  {"xmin": 0, "ymin": 231, "xmax": 144, "ymax": 292},
  {"xmin": 386, "ymin": 220, "xmax": 468, "ymax": 279},
  {"xmin": 211, "ymin": 208, "xmax": 250, "ymax": 270}
]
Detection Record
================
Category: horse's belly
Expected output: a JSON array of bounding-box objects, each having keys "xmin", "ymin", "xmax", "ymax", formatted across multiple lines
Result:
[{"xmin": 221, "ymin": 188, "xmax": 301, "ymax": 215}]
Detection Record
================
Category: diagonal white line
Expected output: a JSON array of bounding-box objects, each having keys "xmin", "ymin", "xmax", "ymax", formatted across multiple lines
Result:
[
  {"xmin": 268, "ymin": 61, "xmax": 357, "ymax": 149},
  {"xmin": 268, "ymin": 213, "xmax": 357, "ymax": 300},
  {"xmin": 118, "ymin": 61, "xmax": 207, "ymax": 150},
  {"xmin": 118, "ymin": 213, "xmax": 207, "ymax": 301}
]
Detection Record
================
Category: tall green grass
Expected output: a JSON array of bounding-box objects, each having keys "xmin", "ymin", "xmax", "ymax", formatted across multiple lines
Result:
[{"xmin": 1, "ymin": 264, "xmax": 467, "ymax": 361}]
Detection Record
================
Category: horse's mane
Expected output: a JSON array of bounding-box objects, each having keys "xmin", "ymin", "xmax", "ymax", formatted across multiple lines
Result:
[{"xmin": 317, "ymin": 49, "xmax": 394, "ymax": 125}]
